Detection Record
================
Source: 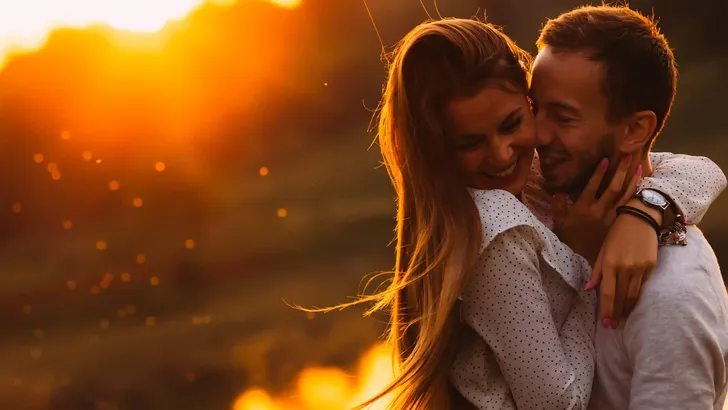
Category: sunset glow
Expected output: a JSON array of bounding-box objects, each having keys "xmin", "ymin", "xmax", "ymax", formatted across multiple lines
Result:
[
  {"xmin": 232, "ymin": 343, "xmax": 395, "ymax": 410},
  {"xmin": 0, "ymin": 0, "xmax": 301, "ymax": 67}
]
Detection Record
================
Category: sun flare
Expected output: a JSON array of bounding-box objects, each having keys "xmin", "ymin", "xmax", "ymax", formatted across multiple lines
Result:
[
  {"xmin": 0, "ymin": 0, "xmax": 301, "ymax": 67},
  {"xmin": 232, "ymin": 343, "xmax": 395, "ymax": 410}
]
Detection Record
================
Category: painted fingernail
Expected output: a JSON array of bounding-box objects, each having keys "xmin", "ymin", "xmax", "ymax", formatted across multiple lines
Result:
[
  {"xmin": 610, "ymin": 319, "xmax": 619, "ymax": 329},
  {"xmin": 636, "ymin": 164, "xmax": 643, "ymax": 177},
  {"xmin": 583, "ymin": 281, "xmax": 592, "ymax": 291},
  {"xmin": 602, "ymin": 318, "xmax": 611, "ymax": 328},
  {"xmin": 599, "ymin": 158, "xmax": 608, "ymax": 169}
]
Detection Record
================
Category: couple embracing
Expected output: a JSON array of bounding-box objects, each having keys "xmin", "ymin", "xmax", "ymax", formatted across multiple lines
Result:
[{"xmin": 343, "ymin": 4, "xmax": 727, "ymax": 410}]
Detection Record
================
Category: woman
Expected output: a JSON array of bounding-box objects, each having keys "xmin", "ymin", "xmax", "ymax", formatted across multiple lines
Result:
[{"xmin": 348, "ymin": 18, "xmax": 721, "ymax": 409}]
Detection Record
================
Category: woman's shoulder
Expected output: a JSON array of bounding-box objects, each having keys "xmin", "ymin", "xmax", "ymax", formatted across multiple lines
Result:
[
  {"xmin": 468, "ymin": 188, "xmax": 549, "ymax": 254},
  {"xmin": 469, "ymin": 188, "xmax": 590, "ymax": 292}
]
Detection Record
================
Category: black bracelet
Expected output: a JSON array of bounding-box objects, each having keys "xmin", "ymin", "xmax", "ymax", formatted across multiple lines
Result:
[{"xmin": 616, "ymin": 205, "xmax": 661, "ymax": 236}]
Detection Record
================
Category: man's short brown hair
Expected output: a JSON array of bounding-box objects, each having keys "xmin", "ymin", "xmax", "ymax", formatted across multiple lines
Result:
[{"xmin": 537, "ymin": 5, "xmax": 677, "ymax": 151}]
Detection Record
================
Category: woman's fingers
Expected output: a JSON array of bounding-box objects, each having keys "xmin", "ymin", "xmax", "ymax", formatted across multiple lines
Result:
[
  {"xmin": 579, "ymin": 157, "xmax": 609, "ymax": 205},
  {"xmin": 598, "ymin": 155, "xmax": 632, "ymax": 208}
]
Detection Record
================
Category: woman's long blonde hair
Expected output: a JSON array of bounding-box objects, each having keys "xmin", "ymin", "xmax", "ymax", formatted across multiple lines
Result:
[{"xmin": 324, "ymin": 18, "xmax": 532, "ymax": 409}]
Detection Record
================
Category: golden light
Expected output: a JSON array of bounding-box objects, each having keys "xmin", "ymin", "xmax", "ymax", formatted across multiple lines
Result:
[
  {"xmin": 233, "ymin": 343, "xmax": 394, "ymax": 410},
  {"xmin": 108, "ymin": 180, "xmax": 120, "ymax": 191},
  {"xmin": 33, "ymin": 153, "xmax": 44, "ymax": 163},
  {"xmin": 11, "ymin": 203, "xmax": 21, "ymax": 213},
  {"xmin": 136, "ymin": 253, "xmax": 146, "ymax": 264},
  {"xmin": 276, "ymin": 208, "xmax": 288, "ymax": 218},
  {"xmin": 297, "ymin": 367, "xmax": 353, "ymax": 409},
  {"xmin": 0, "ymin": 0, "xmax": 302, "ymax": 67},
  {"xmin": 95, "ymin": 240, "xmax": 107, "ymax": 250},
  {"xmin": 149, "ymin": 276, "xmax": 160, "ymax": 286},
  {"xmin": 0, "ymin": 0, "xmax": 203, "ymax": 66},
  {"xmin": 185, "ymin": 239, "xmax": 196, "ymax": 249},
  {"xmin": 132, "ymin": 197, "xmax": 144, "ymax": 207},
  {"xmin": 270, "ymin": 0, "xmax": 301, "ymax": 8},
  {"xmin": 233, "ymin": 388, "xmax": 279, "ymax": 410},
  {"xmin": 62, "ymin": 219, "xmax": 73, "ymax": 229},
  {"xmin": 155, "ymin": 161, "xmax": 167, "ymax": 172}
]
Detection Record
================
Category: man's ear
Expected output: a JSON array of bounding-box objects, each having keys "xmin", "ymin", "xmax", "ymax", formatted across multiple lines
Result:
[{"xmin": 619, "ymin": 110, "xmax": 657, "ymax": 153}]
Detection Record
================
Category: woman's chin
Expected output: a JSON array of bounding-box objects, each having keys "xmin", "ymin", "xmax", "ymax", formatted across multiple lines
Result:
[{"xmin": 470, "ymin": 153, "xmax": 532, "ymax": 196}]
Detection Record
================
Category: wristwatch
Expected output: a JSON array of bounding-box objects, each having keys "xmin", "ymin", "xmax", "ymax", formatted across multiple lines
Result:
[{"xmin": 633, "ymin": 188, "xmax": 670, "ymax": 211}]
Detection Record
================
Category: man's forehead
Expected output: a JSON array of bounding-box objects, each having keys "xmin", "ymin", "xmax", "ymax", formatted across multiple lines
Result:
[{"xmin": 531, "ymin": 46, "xmax": 604, "ymax": 105}]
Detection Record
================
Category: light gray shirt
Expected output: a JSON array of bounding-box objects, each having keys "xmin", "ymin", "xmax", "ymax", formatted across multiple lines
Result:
[{"xmin": 589, "ymin": 226, "xmax": 728, "ymax": 410}]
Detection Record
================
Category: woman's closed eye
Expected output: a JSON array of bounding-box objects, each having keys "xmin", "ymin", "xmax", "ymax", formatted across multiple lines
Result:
[
  {"xmin": 455, "ymin": 136, "xmax": 483, "ymax": 151},
  {"xmin": 498, "ymin": 115, "xmax": 524, "ymax": 135}
]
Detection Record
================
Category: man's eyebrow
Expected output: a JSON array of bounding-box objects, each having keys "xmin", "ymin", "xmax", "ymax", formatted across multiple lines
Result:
[{"xmin": 547, "ymin": 101, "xmax": 580, "ymax": 115}]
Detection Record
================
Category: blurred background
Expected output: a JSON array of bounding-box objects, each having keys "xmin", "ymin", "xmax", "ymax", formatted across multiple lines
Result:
[{"xmin": 0, "ymin": 0, "xmax": 725, "ymax": 409}]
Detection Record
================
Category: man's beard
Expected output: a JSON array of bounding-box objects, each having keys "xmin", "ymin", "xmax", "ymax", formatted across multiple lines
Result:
[{"xmin": 544, "ymin": 133, "xmax": 616, "ymax": 197}]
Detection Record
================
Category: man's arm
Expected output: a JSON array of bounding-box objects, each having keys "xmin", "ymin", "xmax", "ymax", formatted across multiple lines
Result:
[
  {"xmin": 623, "ymin": 279, "xmax": 724, "ymax": 409},
  {"xmin": 642, "ymin": 152, "xmax": 727, "ymax": 225}
]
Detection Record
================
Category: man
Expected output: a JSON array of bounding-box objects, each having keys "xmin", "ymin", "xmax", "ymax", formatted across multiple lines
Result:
[{"xmin": 530, "ymin": 4, "xmax": 728, "ymax": 409}]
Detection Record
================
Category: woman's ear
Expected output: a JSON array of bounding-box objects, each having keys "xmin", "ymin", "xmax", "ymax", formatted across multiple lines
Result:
[{"xmin": 619, "ymin": 110, "xmax": 657, "ymax": 153}]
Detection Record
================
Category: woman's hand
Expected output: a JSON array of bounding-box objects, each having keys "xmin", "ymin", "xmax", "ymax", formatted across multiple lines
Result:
[
  {"xmin": 552, "ymin": 155, "xmax": 639, "ymax": 265},
  {"xmin": 590, "ymin": 205, "xmax": 658, "ymax": 328}
]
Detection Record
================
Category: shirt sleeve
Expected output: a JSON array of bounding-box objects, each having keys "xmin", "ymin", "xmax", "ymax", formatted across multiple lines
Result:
[
  {"xmin": 644, "ymin": 152, "xmax": 727, "ymax": 224},
  {"xmin": 623, "ymin": 286, "xmax": 724, "ymax": 410},
  {"xmin": 460, "ymin": 225, "xmax": 595, "ymax": 410}
]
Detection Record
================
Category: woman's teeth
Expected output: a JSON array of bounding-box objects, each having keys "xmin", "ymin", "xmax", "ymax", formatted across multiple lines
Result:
[{"xmin": 490, "ymin": 160, "xmax": 518, "ymax": 177}]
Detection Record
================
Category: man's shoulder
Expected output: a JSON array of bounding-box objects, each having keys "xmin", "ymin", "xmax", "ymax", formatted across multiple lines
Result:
[{"xmin": 631, "ymin": 226, "xmax": 726, "ymax": 324}]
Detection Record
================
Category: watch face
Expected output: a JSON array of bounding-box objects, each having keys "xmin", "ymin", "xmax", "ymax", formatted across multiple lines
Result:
[{"xmin": 642, "ymin": 189, "xmax": 668, "ymax": 207}]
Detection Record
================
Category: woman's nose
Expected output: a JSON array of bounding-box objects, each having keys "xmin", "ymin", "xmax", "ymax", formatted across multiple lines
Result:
[{"xmin": 490, "ymin": 138, "xmax": 516, "ymax": 166}]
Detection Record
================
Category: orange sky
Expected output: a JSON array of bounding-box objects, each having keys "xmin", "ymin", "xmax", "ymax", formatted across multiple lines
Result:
[{"xmin": 0, "ymin": 0, "xmax": 300, "ymax": 66}]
